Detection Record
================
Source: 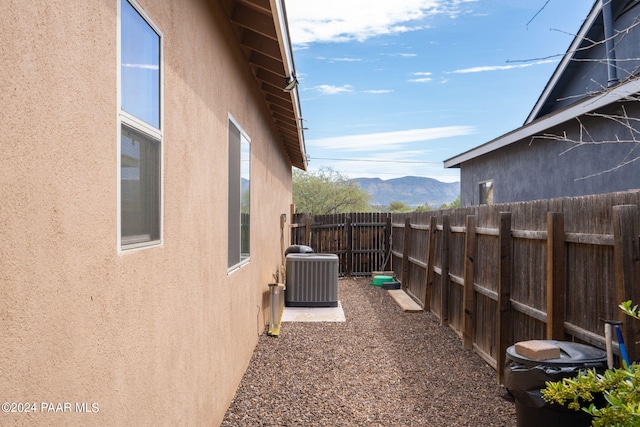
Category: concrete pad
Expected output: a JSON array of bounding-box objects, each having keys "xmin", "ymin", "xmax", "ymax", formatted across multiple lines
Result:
[
  {"xmin": 388, "ymin": 289, "xmax": 423, "ymax": 312},
  {"xmin": 282, "ymin": 301, "xmax": 346, "ymax": 322}
]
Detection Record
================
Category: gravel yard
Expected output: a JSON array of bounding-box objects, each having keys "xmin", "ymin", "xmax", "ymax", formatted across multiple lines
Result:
[{"xmin": 222, "ymin": 277, "xmax": 517, "ymax": 426}]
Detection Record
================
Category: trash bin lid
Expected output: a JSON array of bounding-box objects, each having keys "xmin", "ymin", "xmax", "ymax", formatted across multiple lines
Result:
[{"xmin": 506, "ymin": 340, "xmax": 606, "ymax": 367}]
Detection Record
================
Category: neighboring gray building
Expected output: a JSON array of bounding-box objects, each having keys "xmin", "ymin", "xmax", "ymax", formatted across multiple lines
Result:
[{"xmin": 445, "ymin": 0, "xmax": 640, "ymax": 206}]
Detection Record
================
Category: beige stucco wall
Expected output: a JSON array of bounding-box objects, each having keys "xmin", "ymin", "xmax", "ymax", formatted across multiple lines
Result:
[{"xmin": 0, "ymin": 1, "xmax": 293, "ymax": 425}]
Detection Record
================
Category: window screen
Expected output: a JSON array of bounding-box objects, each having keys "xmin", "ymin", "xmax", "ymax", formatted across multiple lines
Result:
[
  {"xmin": 228, "ymin": 119, "xmax": 250, "ymax": 268},
  {"xmin": 120, "ymin": 0, "xmax": 162, "ymax": 250}
]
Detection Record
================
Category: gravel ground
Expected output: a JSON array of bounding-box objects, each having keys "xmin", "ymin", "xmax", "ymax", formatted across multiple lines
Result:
[{"xmin": 222, "ymin": 277, "xmax": 517, "ymax": 426}]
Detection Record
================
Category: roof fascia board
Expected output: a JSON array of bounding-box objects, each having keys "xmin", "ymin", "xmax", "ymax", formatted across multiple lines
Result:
[
  {"xmin": 271, "ymin": 0, "xmax": 294, "ymax": 77},
  {"xmin": 444, "ymin": 76, "xmax": 640, "ymax": 168},
  {"xmin": 271, "ymin": 0, "xmax": 307, "ymax": 169}
]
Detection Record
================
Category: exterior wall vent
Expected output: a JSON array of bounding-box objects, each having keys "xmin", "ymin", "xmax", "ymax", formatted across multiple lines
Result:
[{"xmin": 285, "ymin": 253, "xmax": 339, "ymax": 307}]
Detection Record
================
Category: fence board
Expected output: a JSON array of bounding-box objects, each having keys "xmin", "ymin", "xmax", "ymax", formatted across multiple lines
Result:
[
  {"xmin": 613, "ymin": 205, "xmax": 640, "ymax": 362},
  {"xmin": 424, "ymin": 216, "xmax": 437, "ymax": 311},
  {"xmin": 496, "ymin": 212, "xmax": 513, "ymax": 385},
  {"xmin": 546, "ymin": 212, "xmax": 565, "ymax": 340},
  {"xmin": 463, "ymin": 215, "xmax": 477, "ymax": 350},
  {"xmin": 440, "ymin": 215, "xmax": 451, "ymax": 326}
]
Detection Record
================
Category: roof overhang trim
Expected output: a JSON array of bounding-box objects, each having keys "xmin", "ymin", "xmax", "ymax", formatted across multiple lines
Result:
[
  {"xmin": 525, "ymin": 1, "xmax": 602, "ymax": 124},
  {"xmin": 444, "ymin": 77, "xmax": 640, "ymax": 168},
  {"xmin": 225, "ymin": 0, "xmax": 307, "ymax": 170}
]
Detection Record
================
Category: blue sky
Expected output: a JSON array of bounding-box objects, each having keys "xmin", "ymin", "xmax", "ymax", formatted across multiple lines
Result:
[{"xmin": 285, "ymin": 0, "xmax": 595, "ymax": 182}]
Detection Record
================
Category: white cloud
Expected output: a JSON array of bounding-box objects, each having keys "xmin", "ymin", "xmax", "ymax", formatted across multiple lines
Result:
[
  {"xmin": 409, "ymin": 71, "xmax": 433, "ymax": 82},
  {"xmin": 363, "ymin": 89, "xmax": 394, "ymax": 94},
  {"xmin": 313, "ymin": 84, "xmax": 354, "ymax": 95},
  {"xmin": 410, "ymin": 59, "xmax": 555, "ymax": 81},
  {"xmin": 409, "ymin": 77, "xmax": 433, "ymax": 83},
  {"xmin": 285, "ymin": 0, "xmax": 472, "ymax": 45},
  {"xmin": 122, "ymin": 63, "xmax": 159, "ymax": 70},
  {"xmin": 308, "ymin": 126, "xmax": 476, "ymax": 151},
  {"xmin": 450, "ymin": 59, "xmax": 557, "ymax": 74},
  {"xmin": 317, "ymin": 56, "xmax": 363, "ymax": 62}
]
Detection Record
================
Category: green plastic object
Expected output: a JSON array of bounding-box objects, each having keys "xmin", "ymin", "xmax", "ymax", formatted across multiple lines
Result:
[{"xmin": 370, "ymin": 275, "xmax": 394, "ymax": 286}]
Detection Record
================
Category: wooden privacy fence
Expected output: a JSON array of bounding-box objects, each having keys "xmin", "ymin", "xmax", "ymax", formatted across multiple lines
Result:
[
  {"xmin": 290, "ymin": 212, "xmax": 391, "ymax": 276},
  {"xmin": 291, "ymin": 190, "xmax": 640, "ymax": 384},
  {"xmin": 391, "ymin": 191, "xmax": 640, "ymax": 384}
]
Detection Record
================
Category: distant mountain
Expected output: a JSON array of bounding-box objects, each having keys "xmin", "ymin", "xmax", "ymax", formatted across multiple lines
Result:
[{"xmin": 352, "ymin": 176, "xmax": 460, "ymax": 208}]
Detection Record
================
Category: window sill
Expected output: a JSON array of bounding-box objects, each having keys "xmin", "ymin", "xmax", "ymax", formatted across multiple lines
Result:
[
  {"xmin": 120, "ymin": 239, "xmax": 162, "ymax": 253},
  {"xmin": 227, "ymin": 258, "xmax": 250, "ymax": 275}
]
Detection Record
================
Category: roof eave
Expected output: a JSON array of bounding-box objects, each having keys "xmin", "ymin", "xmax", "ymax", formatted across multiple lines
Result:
[
  {"xmin": 224, "ymin": 0, "xmax": 307, "ymax": 170},
  {"xmin": 444, "ymin": 76, "xmax": 640, "ymax": 168},
  {"xmin": 524, "ymin": 0, "xmax": 602, "ymax": 124},
  {"xmin": 270, "ymin": 0, "xmax": 307, "ymax": 170}
]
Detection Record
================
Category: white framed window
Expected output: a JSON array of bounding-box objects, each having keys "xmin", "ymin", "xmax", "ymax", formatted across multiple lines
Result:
[
  {"xmin": 228, "ymin": 116, "xmax": 251, "ymax": 270},
  {"xmin": 118, "ymin": 0, "xmax": 163, "ymax": 251},
  {"xmin": 479, "ymin": 180, "xmax": 494, "ymax": 205}
]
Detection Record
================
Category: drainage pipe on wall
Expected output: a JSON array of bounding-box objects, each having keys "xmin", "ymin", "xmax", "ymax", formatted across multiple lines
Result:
[{"xmin": 602, "ymin": 0, "xmax": 619, "ymax": 86}]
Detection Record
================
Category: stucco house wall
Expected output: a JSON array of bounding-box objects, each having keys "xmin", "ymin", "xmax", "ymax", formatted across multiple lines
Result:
[
  {"xmin": 1, "ymin": 0, "xmax": 297, "ymax": 425},
  {"xmin": 459, "ymin": 101, "xmax": 640, "ymax": 205}
]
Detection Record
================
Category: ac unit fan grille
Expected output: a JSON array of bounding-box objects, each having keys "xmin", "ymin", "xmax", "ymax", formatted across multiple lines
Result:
[{"xmin": 285, "ymin": 254, "xmax": 338, "ymax": 307}]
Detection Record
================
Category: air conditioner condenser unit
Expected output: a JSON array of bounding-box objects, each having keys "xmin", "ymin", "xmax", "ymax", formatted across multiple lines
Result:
[{"xmin": 285, "ymin": 253, "xmax": 338, "ymax": 307}]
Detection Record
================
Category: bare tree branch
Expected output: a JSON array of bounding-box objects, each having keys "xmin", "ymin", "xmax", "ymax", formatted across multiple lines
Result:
[
  {"xmin": 516, "ymin": 6, "xmax": 640, "ymax": 182},
  {"xmin": 532, "ymin": 104, "xmax": 640, "ymax": 179}
]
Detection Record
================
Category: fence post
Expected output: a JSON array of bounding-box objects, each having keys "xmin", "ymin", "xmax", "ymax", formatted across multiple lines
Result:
[
  {"xmin": 290, "ymin": 203, "xmax": 296, "ymax": 245},
  {"xmin": 496, "ymin": 212, "xmax": 512, "ymax": 385},
  {"xmin": 402, "ymin": 217, "xmax": 411, "ymax": 291},
  {"xmin": 345, "ymin": 216, "xmax": 352, "ymax": 277},
  {"xmin": 423, "ymin": 215, "xmax": 438, "ymax": 312},
  {"xmin": 304, "ymin": 215, "xmax": 311, "ymax": 246},
  {"xmin": 546, "ymin": 212, "xmax": 565, "ymax": 340},
  {"xmin": 613, "ymin": 205, "xmax": 640, "ymax": 363},
  {"xmin": 463, "ymin": 215, "xmax": 477, "ymax": 350},
  {"xmin": 440, "ymin": 215, "xmax": 451, "ymax": 327},
  {"xmin": 383, "ymin": 215, "xmax": 392, "ymax": 271}
]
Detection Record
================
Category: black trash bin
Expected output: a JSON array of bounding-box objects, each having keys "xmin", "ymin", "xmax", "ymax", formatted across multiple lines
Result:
[
  {"xmin": 284, "ymin": 245, "xmax": 314, "ymax": 255},
  {"xmin": 504, "ymin": 340, "xmax": 607, "ymax": 427}
]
